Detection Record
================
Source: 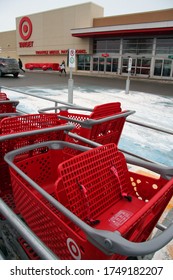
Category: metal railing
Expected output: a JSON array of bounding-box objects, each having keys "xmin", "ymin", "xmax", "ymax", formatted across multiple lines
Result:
[
  {"xmin": 126, "ymin": 119, "xmax": 173, "ymax": 135},
  {"xmin": 0, "ymin": 86, "xmax": 76, "ymax": 113}
]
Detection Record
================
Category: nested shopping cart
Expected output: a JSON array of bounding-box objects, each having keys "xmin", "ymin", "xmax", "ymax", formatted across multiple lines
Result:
[
  {"xmin": 0, "ymin": 100, "xmax": 19, "ymax": 114},
  {"xmin": 39, "ymin": 102, "xmax": 135, "ymax": 147},
  {"xmin": 0, "ymin": 99, "xmax": 21, "ymax": 121},
  {"xmin": 0, "ymin": 92, "xmax": 9, "ymax": 101},
  {"xmin": 0, "ymin": 92, "xmax": 21, "ymax": 118},
  {"xmin": 5, "ymin": 141, "xmax": 173, "ymax": 260},
  {"xmin": 0, "ymin": 114, "xmax": 74, "ymax": 213}
]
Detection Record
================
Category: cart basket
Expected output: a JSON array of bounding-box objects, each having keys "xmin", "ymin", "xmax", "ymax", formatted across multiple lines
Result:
[
  {"xmin": 4, "ymin": 141, "xmax": 173, "ymax": 260},
  {"xmin": 0, "ymin": 100, "xmax": 19, "ymax": 113},
  {"xmin": 0, "ymin": 118, "xmax": 74, "ymax": 212},
  {"xmin": 39, "ymin": 103, "xmax": 135, "ymax": 146},
  {"xmin": 0, "ymin": 93, "xmax": 9, "ymax": 101},
  {"xmin": 0, "ymin": 113, "xmax": 74, "ymax": 162}
]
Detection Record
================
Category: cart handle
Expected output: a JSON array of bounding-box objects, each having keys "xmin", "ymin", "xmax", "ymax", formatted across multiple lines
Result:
[
  {"xmin": 4, "ymin": 140, "xmax": 90, "ymax": 162},
  {"xmin": 0, "ymin": 112, "xmax": 22, "ymax": 117},
  {"xmin": 58, "ymin": 110, "xmax": 135, "ymax": 128},
  {"xmin": 38, "ymin": 104, "xmax": 93, "ymax": 113},
  {"xmin": 123, "ymin": 153, "xmax": 173, "ymax": 180},
  {"xmin": 0, "ymin": 100, "xmax": 19, "ymax": 105},
  {"xmin": 0, "ymin": 124, "xmax": 74, "ymax": 142},
  {"xmin": 4, "ymin": 141, "xmax": 173, "ymax": 257},
  {"xmin": 86, "ymin": 221, "xmax": 173, "ymax": 256},
  {"xmin": 66, "ymin": 131, "xmax": 173, "ymax": 180}
]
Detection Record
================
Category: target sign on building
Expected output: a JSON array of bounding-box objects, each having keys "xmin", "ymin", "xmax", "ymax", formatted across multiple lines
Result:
[
  {"xmin": 19, "ymin": 17, "xmax": 33, "ymax": 40},
  {"xmin": 68, "ymin": 49, "xmax": 76, "ymax": 68}
]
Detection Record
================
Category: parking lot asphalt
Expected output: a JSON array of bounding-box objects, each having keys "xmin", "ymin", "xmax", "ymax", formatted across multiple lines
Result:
[{"xmin": 0, "ymin": 71, "xmax": 173, "ymax": 97}]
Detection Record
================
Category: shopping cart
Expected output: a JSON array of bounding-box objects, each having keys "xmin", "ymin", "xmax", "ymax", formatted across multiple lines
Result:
[
  {"xmin": 0, "ymin": 100, "xmax": 19, "ymax": 114},
  {"xmin": 4, "ymin": 140, "xmax": 173, "ymax": 260},
  {"xmin": 0, "ymin": 114, "xmax": 74, "ymax": 212},
  {"xmin": 0, "ymin": 100, "xmax": 21, "ymax": 121},
  {"xmin": 0, "ymin": 93, "xmax": 21, "ymax": 119},
  {"xmin": 39, "ymin": 102, "xmax": 135, "ymax": 146},
  {"xmin": 0, "ymin": 92, "xmax": 9, "ymax": 100}
]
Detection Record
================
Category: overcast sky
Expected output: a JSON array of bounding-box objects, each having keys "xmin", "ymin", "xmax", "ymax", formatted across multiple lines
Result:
[{"xmin": 0, "ymin": 0, "xmax": 173, "ymax": 32}]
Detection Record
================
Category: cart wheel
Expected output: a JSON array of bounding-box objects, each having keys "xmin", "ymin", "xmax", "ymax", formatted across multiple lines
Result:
[{"xmin": 127, "ymin": 256, "xmax": 138, "ymax": 260}]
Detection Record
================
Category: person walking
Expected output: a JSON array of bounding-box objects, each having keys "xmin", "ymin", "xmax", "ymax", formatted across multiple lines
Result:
[
  {"xmin": 60, "ymin": 60, "xmax": 66, "ymax": 76},
  {"xmin": 18, "ymin": 58, "xmax": 25, "ymax": 73}
]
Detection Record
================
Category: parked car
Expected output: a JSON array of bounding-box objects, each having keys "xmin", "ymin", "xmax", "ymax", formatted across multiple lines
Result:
[{"xmin": 0, "ymin": 57, "xmax": 20, "ymax": 78}]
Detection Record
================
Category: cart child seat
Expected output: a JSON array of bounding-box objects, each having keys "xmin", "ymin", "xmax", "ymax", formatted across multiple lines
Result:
[{"xmin": 55, "ymin": 143, "xmax": 173, "ymax": 241}]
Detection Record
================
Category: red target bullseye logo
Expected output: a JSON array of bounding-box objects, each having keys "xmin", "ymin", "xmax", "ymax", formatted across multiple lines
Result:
[
  {"xmin": 19, "ymin": 17, "xmax": 32, "ymax": 40},
  {"xmin": 67, "ymin": 238, "xmax": 81, "ymax": 260}
]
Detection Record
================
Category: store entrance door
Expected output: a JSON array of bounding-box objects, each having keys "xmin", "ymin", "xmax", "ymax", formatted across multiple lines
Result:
[
  {"xmin": 154, "ymin": 59, "xmax": 172, "ymax": 78},
  {"xmin": 93, "ymin": 57, "xmax": 104, "ymax": 72},
  {"xmin": 122, "ymin": 57, "xmax": 151, "ymax": 76},
  {"xmin": 93, "ymin": 57, "xmax": 118, "ymax": 73}
]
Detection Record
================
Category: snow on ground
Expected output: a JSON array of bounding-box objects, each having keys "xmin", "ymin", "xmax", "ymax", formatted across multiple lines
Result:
[{"xmin": 5, "ymin": 85, "xmax": 173, "ymax": 166}]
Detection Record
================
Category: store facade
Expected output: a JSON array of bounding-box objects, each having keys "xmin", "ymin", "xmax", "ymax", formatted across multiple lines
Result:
[
  {"xmin": 72, "ymin": 8, "xmax": 173, "ymax": 80},
  {"xmin": 0, "ymin": 2, "xmax": 173, "ymax": 80}
]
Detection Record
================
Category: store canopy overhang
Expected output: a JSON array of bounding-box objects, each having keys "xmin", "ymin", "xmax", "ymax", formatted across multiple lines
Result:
[{"xmin": 71, "ymin": 21, "xmax": 173, "ymax": 38}]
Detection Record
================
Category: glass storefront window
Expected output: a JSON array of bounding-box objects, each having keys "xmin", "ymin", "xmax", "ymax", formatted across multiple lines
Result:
[
  {"xmin": 93, "ymin": 40, "xmax": 106, "ymax": 53},
  {"xmin": 112, "ymin": 58, "xmax": 118, "ymax": 72},
  {"xmin": 93, "ymin": 57, "xmax": 119, "ymax": 73},
  {"xmin": 163, "ymin": 60, "xmax": 171, "ymax": 77},
  {"xmin": 154, "ymin": 60, "xmax": 162, "ymax": 76},
  {"xmin": 77, "ymin": 36, "xmax": 173, "ymax": 78},
  {"xmin": 106, "ymin": 58, "xmax": 111, "ymax": 72},
  {"xmin": 156, "ymin": 37, "xmax": 173, "ymax": 54},
  {"xmin": 142, "ymin": 59, "xmax": 151, "ymax": 67},
  {"xmin": 122, "ymin": 58, "xmax": 128, "ymax": 73},
  {"xmin": 122, "ymin": 38, "xmax": 153, "ymax": 55},
  {"xmin": 154, "ymin": 59, "xmax": 172, "ymax": 77},
  {"xmin": 93, "ymin": 39, "xmax": 120, "ymax": 54},
  {"xmin": 99, "ymin": 57, "xmax": 104, "ymax": 71},
  {"xmin": 123, "ymin": 57, "xmax": 151, "ymax": 75},
  {"xmin": 77, "ymin": 55, "xmax": 91, "ymax": 71},
  {"xmin": 93, "ymin": 57, "xmax": 99, "ymax": 71}
]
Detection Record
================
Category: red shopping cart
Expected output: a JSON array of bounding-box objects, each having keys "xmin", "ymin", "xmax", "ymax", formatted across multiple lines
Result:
[
  {"xmin": 4, "ymin": 141, "xmax": 173, "ymax": 260},
  {"xmin": 0, "ymin": 100, "xmax": 19, "ymax": 114},
  {"xmin": 39, "ymin": 102, "xmax": 135, "ymax": 147},
  {"xmin": 0, "ymin": 92, "xmax": 9, "ymax": 100},
  {"xmin": 0, "ymin": 93, "xmax": 21, "ymax": 119},
  {"xmin": 0, "ymin": 114, "xmax": 74, "ymax": 212}
]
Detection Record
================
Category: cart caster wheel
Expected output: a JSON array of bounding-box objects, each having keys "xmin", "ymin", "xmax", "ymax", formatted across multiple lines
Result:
[{"xmin": 127, "ymin": 256, "xmax": 138, "ymax": 260}]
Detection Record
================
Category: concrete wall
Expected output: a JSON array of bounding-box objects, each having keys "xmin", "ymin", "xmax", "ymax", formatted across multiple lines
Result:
[
  {"xmin": 0, "ymin": 31, "xmax": 17, "ymax": 58},
  {"xmin": 15, "ymin": 2, "xmax": 103, "ymax": 65}
]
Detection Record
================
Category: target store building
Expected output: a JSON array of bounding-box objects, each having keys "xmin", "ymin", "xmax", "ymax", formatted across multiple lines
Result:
[{"xmin": 1, "ymin": 2, "xmax": 173, "ymax": 80}]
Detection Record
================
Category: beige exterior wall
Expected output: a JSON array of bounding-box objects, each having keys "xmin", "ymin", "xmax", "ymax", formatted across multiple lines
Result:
[
  {"xmin": 15, "ymin": 3, "xmax": 103, "ymax": 65},
  {"xmin": 0, "ymin": 31, "xmax": 17, "ymax": 58}
]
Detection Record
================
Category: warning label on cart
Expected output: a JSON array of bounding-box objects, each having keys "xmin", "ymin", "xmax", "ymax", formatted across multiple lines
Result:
[{"xmin": 108, "ymin": 210, "xmax": 133, "ymax": 227}]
